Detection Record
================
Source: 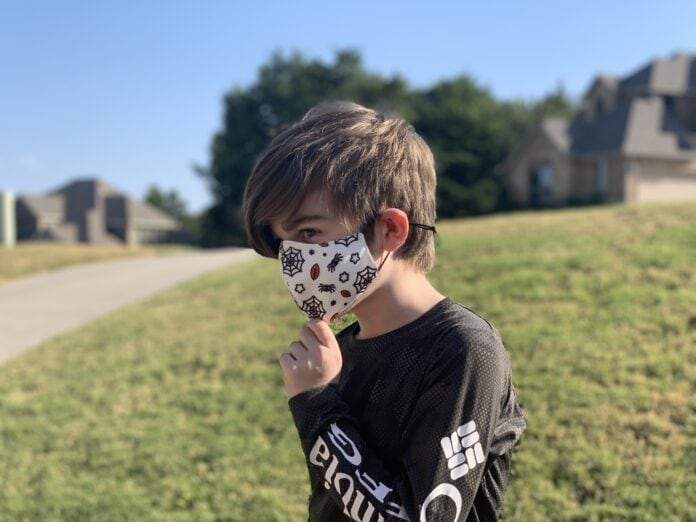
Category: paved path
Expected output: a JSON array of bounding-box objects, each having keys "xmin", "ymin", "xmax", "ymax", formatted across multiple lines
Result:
[{"xmin": 0, "ymin": 248, "xmax": 256, "ymax": 364}]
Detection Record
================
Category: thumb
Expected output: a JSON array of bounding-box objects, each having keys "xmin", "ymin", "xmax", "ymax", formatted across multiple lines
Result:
[{"xmin": 306, "ymin": 319, "xmax": 337, "ymax": 347}]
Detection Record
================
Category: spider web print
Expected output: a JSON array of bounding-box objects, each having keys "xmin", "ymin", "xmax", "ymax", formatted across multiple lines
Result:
[
  {"xmin": 280, "ymin": 246, "xmax": 305, "ymax": 277},
  {"xmin": 334, "ymin": 233, "xmax": 360, "ymax": 247},
  {"xmin": 300, "ymin": 295, "xmax": 326, "ymax": 319},
  {"xmin": 353, "ymin": 266, "xmax": 378, "ymax": 294}
]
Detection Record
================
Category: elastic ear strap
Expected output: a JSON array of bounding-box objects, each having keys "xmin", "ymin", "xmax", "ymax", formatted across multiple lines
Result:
[
  {"xmin": 409, "ymin": 222, "xmax": 437, "ymax": 234},
  {"xmin": 376, "ymin": 220, "xmax": 433, "ymax": 269},
  {"xmin": 377, "ymin": 251, "xmax": 391, "ymax": 270}
]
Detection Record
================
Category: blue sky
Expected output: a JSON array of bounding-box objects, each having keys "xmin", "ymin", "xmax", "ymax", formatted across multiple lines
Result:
[{"xmin": 1, "ymin": 1, "xmax": 694, "ymax": 213}]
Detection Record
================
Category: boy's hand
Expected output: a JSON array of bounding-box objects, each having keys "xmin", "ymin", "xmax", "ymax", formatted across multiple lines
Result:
[{"xmin": 279, "ymin": 319, "xmax": 343, "ymax": 400}]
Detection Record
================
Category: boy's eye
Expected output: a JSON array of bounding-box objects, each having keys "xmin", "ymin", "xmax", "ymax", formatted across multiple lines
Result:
[{"xmin": 299, "ymin": 228, "xmax": 319, "ymax": 240}]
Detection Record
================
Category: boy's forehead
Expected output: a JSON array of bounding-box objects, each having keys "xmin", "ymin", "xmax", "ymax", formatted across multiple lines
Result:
[
  {"xmin": 270, "ymin": 190, "xmax": 336, "ymax": 232},
  {"xmin": 297, "ymin": 190, "xmax": 334, "ymax": 215}
]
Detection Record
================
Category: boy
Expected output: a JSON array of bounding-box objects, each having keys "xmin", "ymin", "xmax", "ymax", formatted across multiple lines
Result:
[{"xmin": 242, "ymin": 101, "xmax": 526, "ymax": 521}]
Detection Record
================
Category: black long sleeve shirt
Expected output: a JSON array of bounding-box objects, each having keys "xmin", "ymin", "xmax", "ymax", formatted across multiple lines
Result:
[{"xmin": 288, "ymin": 297, "xmax": 527, "ymax": 521}]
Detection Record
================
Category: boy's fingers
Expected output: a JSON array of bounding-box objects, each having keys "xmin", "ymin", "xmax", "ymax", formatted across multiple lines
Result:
[
  {"xmin": 279, "ymin": 352, "xmax": 296, "ymax": 368},
  {"xmin": 299, "ymin": 327, "xmax": 321, "ymax": 351},
  {"xmin": 288, "ymin": 341, "xmax": 308, "ymax": 361},
  {"xmin": 306, "ymin": 319, "xmax": 336, "ymax": 347}
]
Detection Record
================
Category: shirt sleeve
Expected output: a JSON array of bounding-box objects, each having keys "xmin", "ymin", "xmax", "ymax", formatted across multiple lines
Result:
[{"xmin": 287, "ymin": 326, "xmax": 511, "ymax": 521}]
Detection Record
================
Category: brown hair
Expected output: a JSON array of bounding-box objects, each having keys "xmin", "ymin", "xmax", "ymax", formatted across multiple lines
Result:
[{"xmin": 242, "ymin": 101, "xmax": 437, "ymax": 272}]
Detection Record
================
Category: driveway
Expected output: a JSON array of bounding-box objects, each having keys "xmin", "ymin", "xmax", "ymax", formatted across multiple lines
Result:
[{"xmin": 0, "ymin": 248, "xmax": 256, "ymax": 364}]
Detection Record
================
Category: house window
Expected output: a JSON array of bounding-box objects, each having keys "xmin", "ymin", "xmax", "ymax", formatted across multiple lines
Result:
[
  {"xmin": 530, "ymin": 162, "xmax": 555, "ymax": 207},
  {"xmin": 595, "ymin": 158, "xmax": 608, "ymax": 195},
  {"xmin": 664, "ymin": 96, "xmax": 675, "ymax": 113}
]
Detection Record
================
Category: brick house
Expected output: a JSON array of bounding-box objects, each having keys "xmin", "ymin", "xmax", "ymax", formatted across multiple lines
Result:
[
  {"xmin": 16, "ymin": 178, "xmax": 197, "ymax": 245},
  {"xmin": 506, "ymin": 52, "xmax": 696, "ymax": 207}
]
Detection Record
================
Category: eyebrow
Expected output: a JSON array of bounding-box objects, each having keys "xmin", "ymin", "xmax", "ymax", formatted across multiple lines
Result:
[{"xmin": 282, "ymin": 214, "xmax": 330, "ymax": 230}]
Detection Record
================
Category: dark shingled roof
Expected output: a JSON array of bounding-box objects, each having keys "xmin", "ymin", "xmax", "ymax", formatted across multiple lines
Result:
[
  {"xmin": 50, "ymin": 178, "xmax": 121, "ymax": 198},
  {"xmin": 618, "ymin": 53, "xmax": 696, "ymax": 96},
  {"xmin": 531, "ymin": 53, "xmax": 696, "ymax": 160},
  {"xmin": 569, "ymin": 99, "xmax": 632, "ymax": 155},
  {"xmin": 22, "ymin": 178, "xmax": 180, "ymax": 228},
  {"xmin": 568, "ymin": 95, "xmax": 695, "ymax": 158},
  {"xmin": 20, "ymin": 195, "xmax": 64, "ymax": 216}
]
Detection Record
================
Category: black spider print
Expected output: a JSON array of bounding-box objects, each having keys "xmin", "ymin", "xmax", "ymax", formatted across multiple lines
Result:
[
  {"xmin": 353, "ymin": 266, "xmax": 378, "ymax": 294},
  {"xmin": 280, "ymin": 246, "xmax": 304, "ymax": 277},
  {"xmin": 334, "ymin": 234, "xmax": 359, "ymax": 247},
  {"xmin": 294, "ymin": 283, "xmax": 305, "ymax": 294},
  {"xmin": 350, "ymin": 252, "xmax": 361, "ymax": 264},
  {"xmin": 300, "ymin": 296, "xmax": 326, "ymax": 319},
  {"xmin": 338, "ymin": 272, "xmax": 350, "ymax": 283},
  {"xmin": 327, "ymin": 253, "xmax": 343, "ymax": 272},
  {"xmin": 318, "ymin": 283, "xmax": 336, "ymax": 293}
]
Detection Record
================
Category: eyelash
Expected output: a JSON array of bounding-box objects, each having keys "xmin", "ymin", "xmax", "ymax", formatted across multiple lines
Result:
[{"xmin": 298, "ymin": 228, "xmax": 319, "ymax": 240}]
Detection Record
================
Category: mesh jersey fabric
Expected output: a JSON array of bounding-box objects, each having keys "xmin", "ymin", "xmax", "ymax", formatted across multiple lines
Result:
[{"xmin": 287, "ymin": 297, "xmax": 527, "ymax": 521}]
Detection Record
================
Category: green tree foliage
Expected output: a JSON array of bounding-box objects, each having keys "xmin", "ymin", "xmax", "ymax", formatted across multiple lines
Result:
[
  {"xmin": 412, "ymin": 77, "xmax": 518, "ymax": 216},
  {"xmin": 198, "ymin": 49, "xmax": 577, "ymax": 245},
  {"xmin": 196, "ymin": 49, "xmax": 412, "ymax": 246},
  {"xmin": 144, "ymin": 184, "xmax": 201, "ymax": 236},
  {"xmin": 532, "ymin": 83, "xmax": 577, "ymax": 121},
  {"xmin": 145, "ymin": 185, "xmax": 188, "ymax": 221}
]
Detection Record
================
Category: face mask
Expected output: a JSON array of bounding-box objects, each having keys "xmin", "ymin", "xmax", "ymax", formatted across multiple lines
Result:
[{"xmin": 279, "ymin": 232, "xmax": 383, "ymax": 321}]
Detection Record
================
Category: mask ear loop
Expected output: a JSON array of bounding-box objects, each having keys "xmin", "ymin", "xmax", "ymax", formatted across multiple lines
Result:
[
  {"xmin": 409, "ymin": 222, "xmax": 437, "ymax": 234},
  {"xmin": 377, "ymin": 251, "xmax": 391, "ymax": 270},
  {"xmin": 409, "ymin": 222, "xmax": 439, "ymax": 247},
  {"xmin": 373, "ymin": 222, "xmax": 435, "ymax": 270}
]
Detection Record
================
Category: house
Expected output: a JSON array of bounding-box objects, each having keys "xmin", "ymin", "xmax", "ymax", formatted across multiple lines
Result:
[
  {"xmin": 506, "ymin": 52, "xmax": 696, "ymax": 207},
  {"xmin": 16, "ymin": 178, "xmax": 197, "ymax": 245}
]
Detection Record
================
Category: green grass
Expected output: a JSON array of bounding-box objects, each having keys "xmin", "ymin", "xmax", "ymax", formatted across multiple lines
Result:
[
  {"xmin": 0, "ymin": 242, "xmax": 195, "ymax": 285},
  {"xmin": 0, "ymin": 202, "xmax": 694, "ymax": 521}
]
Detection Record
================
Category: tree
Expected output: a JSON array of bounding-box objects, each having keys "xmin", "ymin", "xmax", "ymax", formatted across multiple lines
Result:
[
  {"xmin": 144, "ymin": 185, "xmax": 200, "ymax": 236},
  {"xmin": 145, "ymin": 185, "xmax": 188, "ymax": 221},
  {"xmin": 196, "ymin": 49, "xmax": 412, "ymax": 247},
  {"xmin": 198, "ymin": 50, "xmax": 581, "ymax": 243},
  {"xmin": 531, "ymin": 82, "xmax": 577, "ymax": 121},
  {"xmin": 411, "ymin": 76, "xmax": 518, "ymax": 216}
]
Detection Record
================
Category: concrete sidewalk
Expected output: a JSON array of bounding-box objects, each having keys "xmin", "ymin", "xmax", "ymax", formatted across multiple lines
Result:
[{"xmin": 0, "ymin": 248, "xmax": 256, "ymax": 364}]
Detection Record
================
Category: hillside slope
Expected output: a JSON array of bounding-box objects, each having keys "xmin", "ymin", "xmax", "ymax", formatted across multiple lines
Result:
[{"xmin": 0, "ymin": 202, "xmax": 694, "ymax": 521}]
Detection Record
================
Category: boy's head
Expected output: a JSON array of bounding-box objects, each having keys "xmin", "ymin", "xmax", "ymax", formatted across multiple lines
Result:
[{"xmin": 242, "ymin": 101, "xmax": 437, "ymax": 272}]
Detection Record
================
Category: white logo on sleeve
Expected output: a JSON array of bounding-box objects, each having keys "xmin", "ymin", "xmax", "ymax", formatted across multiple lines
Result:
[{"xmin": 439, "ymin": 421, "xmax": 486, "ymax": 480}]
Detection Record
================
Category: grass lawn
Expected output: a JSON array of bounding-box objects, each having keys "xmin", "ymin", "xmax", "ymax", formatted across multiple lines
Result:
[
  {"xmin": 0, "ymin": 202, "xmax": 694, "ymax": 521},
  {"xmin": 0, "ymin": 242, "xmax": 196, "ymax": 285}
]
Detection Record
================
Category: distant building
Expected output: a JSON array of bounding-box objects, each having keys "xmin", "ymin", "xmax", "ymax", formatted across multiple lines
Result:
[
  {"xmin": 16, "ymin": 178, "xmax": 197, "ymax": 245},
  {"xmin": 506, "ymin": 52, "xmax": 696, "ymax": 207}
]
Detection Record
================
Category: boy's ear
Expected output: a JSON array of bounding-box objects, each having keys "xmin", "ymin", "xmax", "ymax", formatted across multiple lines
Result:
[{"xmin": 376, "ymin": 208, "xmax": 409, "ymax": 252}]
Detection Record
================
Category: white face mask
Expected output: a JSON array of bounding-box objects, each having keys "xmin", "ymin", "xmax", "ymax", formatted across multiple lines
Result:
[{"xmin": 279, "ymin": 232, "xmax": 382, "ymax": 321}]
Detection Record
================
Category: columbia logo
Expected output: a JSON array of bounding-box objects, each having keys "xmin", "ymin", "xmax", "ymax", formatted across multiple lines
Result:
[{"xmin": 440, "ymin": 421, "xmax": 486, "ymax": 480}]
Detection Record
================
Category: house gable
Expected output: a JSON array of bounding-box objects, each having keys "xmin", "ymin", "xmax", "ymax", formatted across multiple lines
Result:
[
  {"xmin": 582, "ymin": 75, "xmax": 618, "ymax": 120},
  {"xmin": 506, "ymin": 121, "xmax": 571, "ymax": 207}
]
